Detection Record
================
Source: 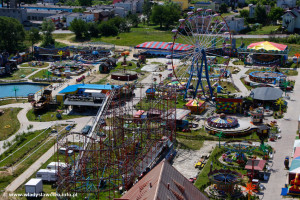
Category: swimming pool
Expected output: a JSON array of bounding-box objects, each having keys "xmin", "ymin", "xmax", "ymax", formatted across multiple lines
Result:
[{"xmin": 0, "ymin": 83, "xmax": 49, "ymax": 98}]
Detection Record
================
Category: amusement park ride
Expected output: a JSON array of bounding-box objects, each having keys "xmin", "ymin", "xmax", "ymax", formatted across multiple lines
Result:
[{"xmin": 170, "ymin": 8, "xmax": 232, "ymax": 100}]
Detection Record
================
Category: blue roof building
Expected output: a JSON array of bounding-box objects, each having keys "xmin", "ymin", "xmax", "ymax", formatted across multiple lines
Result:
[{"xmin": 59, "ymin": 84, "xmax": 121, "ymax": 94}]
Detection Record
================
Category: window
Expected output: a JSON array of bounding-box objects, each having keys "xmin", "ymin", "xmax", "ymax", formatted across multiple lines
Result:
[{"xmin": 37, "ymin": 174, "xmax": 42, "ymax": 177}]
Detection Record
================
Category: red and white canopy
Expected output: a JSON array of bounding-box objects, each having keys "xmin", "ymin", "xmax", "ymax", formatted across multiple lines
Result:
[{"xmin": 135, "ymin": 41, "xmax": 193, "ymax": 51}]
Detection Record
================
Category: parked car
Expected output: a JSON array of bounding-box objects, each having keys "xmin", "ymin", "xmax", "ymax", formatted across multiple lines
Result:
[
  {"xmin": 81, "ymin": 125, "xmax": 92, "ymax": 135},
  {"xmin": 68, "ymin": 145, "xmax": 83, "ymax": 152}
]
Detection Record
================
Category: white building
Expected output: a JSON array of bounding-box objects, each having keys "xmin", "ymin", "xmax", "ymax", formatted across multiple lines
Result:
[
  {"xmin": 277, "ymin": 0, "xmax": 296, "ymax": 9},
  {"xmin": 225, "ymin": 17, "xmax": 245, "ymax": 33},
  {"xmin": 66, "ymin": 13, "xmax": 94, "ymax": 27},
  {"xmin": 282, "ymin": 8, "xmax": 300, "ymax": 33}
]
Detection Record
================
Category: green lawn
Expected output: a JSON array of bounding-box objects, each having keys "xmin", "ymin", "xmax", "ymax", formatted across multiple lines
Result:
[
  {"xmin": 26, "ymin": 108, "xmax": 83, "ymax": 122},
  {"xmin": 247, "ymin": 25, "xmax": 280, "ymax": 35},
  {"xmin": 0, "ymin": 108, "xmax": 21, "ymax": 140},
  {"xmin": 111, "ymin": 61, "xmax": 141, "ymax": 73},
  {"xmin": 0, "ymin": 68, "xmax": 36, "ymax": 80},
  {"xmin": 53, "ymin": 33, "xmax": 74, "ymax": 40},
  {"xmin": 240, "ymin": 78, "xmax": 253, "ymax": 90},
  {"xmin": 177, "ymin": 138, "xmax": 204, "ymax": 150},
  {"xmin": 29, "ymin": 69, "xmax": 60, "ymax": 80},
  {"xmin": 20, "ymin": 62, "xmax": 49, "ymax": 68},
  {"xmin": 0, "ymin": 129, "xmax": 51, "ymax": 168},
  {"xmin": 232, "ymin": 60, "xmax": 244, "ymax": 65},
  {"xmin": 0, "ymin": 129, "xmax": 55, "ymax": 192},
  {"xmin": 0, "ymin": 99, "xmax": 26, "ymax": 106},
  {"xmin": 91, "ymin": 24, "xmax": 177, "ymax": 47}
]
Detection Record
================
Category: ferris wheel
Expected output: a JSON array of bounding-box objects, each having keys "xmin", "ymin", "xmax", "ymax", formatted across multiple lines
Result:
[{"xmin": 170, "ymin": 8, "xmax": 232, "ymax": 99}]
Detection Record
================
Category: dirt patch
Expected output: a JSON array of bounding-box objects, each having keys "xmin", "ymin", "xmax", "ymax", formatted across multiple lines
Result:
[{"xmin": 172, "ymin": 141, "xmax": 218, "ymax": 179}]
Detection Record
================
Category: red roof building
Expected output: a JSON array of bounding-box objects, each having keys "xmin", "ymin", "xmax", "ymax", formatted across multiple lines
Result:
[
  {"xmin": 115, "ymin": 159, "xmax": 208, "ymax": 200},
  {"xmin": 245, "ymin": 159, "xmax": 267, "ymax": 171}
]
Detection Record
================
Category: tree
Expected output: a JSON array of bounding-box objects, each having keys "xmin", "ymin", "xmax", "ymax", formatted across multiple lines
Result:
[
  {"xmin": 99, "ymin": 21, "xmax": 118, "ymax": 36},
  {"xmin": 110, "ymin": 17, "xmax": 130, "ymax": 33},
  {"xmin": 78, "ymin": 0, "xmax": 92, "ymax": 6},
  {"xmin": 0, "ymin": 17, "xmax": 25, "ymax": 52},
  {"xmin": 88, "ymin": 22, "xmax": 99, "ymax": 38},
  {"xmin": 143, "ymin": 0, "xmax": 152, "ymax": 25},
  {"xmin": 151, "ymin": 5, "xmax": 165, "ymax": 28},
  {"xmin": 41, "ymin": 19, "xmax": 55, "ymax": 47},
  {"xmin": 163, "ymin": 3, "xmax": 181, "ymax": 29},
  {"xmin": 239, "ymin": 9, "xmax": 249, "ymax": 19},
  {"xmin": 128, "ymin": 13, "xmax": 140, "ymax": 28},
  {"xmin": 268, "ymin": 7, "xmax": 284, "ymax": 24},
  {"xmin": 216, "ymin": 131, "xmax": 224, "ymax": 148},
  {"xmin": 219, "ymin": 3, "xmax": 228, "ymax": 14},
  {"xmin": 275, "ymin": 98, "xmax": 285, "ymax": 115},
  {"xmin": 254, "ymin": 4, "xmax": 268, "ymax": 25},
  {"xmin": 28, "ymin": 28, "xmax": 41, "ymax": 57},
  {"xmin": 69, "ymin": 18, "xmax": 89, "ymax": 40},
  {"xmin": 151, "ymin": 3, "xmax": 181, "ymax": 29}
]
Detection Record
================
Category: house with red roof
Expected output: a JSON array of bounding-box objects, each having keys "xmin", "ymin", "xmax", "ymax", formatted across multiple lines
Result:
[{"xmin": 115, "ymin": 159, "xmax": 209, "ymax": 200}]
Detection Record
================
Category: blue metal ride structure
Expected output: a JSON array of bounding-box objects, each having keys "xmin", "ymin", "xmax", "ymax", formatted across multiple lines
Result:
[{"xmin": 184, "ymin": 49, "xmax": 214, "ymax": 99}]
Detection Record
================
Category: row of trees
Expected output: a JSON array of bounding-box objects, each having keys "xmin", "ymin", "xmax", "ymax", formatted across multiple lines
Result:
[
  {"xmin": 0, "ymin": 17, "xmax": 57, "ymax": 53},
  {"xmin": 69, "ymin": 15, "xmax": 136, "ymax": 40}
]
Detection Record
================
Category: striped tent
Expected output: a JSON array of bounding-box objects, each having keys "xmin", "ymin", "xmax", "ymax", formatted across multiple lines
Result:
[{"xmin": 135, "ymin": 41, "xmax": 193, "ymax": 51}]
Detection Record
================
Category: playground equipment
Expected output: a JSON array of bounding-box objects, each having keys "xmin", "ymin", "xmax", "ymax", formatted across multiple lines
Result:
[
  {"xmin": 288, "ymin": 173, "xmax": 300, "ymax": 195},
  {"xmin": 170, "ymin": 9, "xmax": 232, "ymax": 100},
  {"xmin": 208, "ymin": 169, "xmax": 242, "ymax": 198},
  {"xmin": 207, "ymin": 113, "xmax": 239, "ymax": 129},
  {"xmin": 32, "ymin": 89, "xmax": 52, "ymax": 111}
]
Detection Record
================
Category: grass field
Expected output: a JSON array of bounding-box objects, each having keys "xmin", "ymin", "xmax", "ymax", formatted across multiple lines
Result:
[
  {"xmin": 247, "ymin": 25, "xmax": 279, "ymax": 35},
  {"xmin": 177, "ymin": 138, "xmax": 204, "ymax": 150},
  {"xmin": 0, "ymin": 128, "xmax": 55, "ymax": 192},
  {"xmin": 26, "ymin": 108, "xmax": 82, "ymax": 122},
  {"xmin": 111, "ymin": 61, "xmax": 141, "ymax": 73},
  {"xmin": 20, "ymin": 62, "xmax": 49, "ymax": 68},
  {"xmin": 0, "ymin": 99, "xmax": 26, "ymax": 106},
  {"xmin": 29, "ymin": 69, "xmax": 60, "ymax": 80},
  {"xmin": 0, "ymin": 108, "xmax": 21, "ymax": 140},
  {"xmin": 0, "ymin": 68, "xmax": 36, "ymax": 80}
]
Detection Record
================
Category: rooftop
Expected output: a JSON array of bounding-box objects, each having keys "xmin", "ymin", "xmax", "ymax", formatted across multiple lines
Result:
[
  {"xmin": 59, "ymin": 84, "xmax": 121, "ymax": 94},
  {"xmin": 117, "ymin": 159, "xmax": 208, "ymax": 200}
]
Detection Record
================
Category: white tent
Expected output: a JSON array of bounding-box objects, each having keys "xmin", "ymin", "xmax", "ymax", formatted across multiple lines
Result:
[{"xmin": 294, "ymin": 140, "xmax": 300, "ymax": 152}]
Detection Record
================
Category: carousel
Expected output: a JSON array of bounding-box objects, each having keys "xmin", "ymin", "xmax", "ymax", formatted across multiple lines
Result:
[
  {"xmin": 207, "ymin": 113, "xmax": 238, "ymax": 128},
  {"xmin": 205, "ymin": 113, "xmax": 253, "ymax": 137},
  {"xmin": 249, "ymin": 71, "xmax": 285, "ymax": 84},
  {"xmin": 238, "ymin": 41, "xmax": 289, "ymax": 66},
  {"xmin": 49, "ymin": 61, "xmax": 88, "ymax": 77},
  {"xmin": 206, "ymin": 169, "xmax": 243, "ymax": 199}
]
